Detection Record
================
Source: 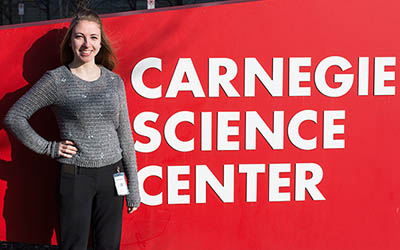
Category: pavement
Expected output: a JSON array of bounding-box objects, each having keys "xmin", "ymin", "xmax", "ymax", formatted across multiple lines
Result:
[{"xmin": 0, "ymin": 242, "xmax": 58, "ymax": 250}]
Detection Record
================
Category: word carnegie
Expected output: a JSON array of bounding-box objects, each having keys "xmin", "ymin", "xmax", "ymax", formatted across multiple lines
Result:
[
  {"xmin": 131, "ymin": 56, "xmax": 396, "ymax": 99},
  {"xmin": 129, "ymin": 56, "xmax": 397, "ymax": 205}
]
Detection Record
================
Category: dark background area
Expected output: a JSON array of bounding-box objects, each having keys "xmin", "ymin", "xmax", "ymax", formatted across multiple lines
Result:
[{"xmin": 0, "ymin": 0, "xmax": 226, "ymax": 26}]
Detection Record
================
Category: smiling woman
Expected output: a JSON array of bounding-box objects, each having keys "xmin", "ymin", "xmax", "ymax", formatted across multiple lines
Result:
[
  {"xmin": 70, "ymin": 20, "xmax": 102, "ymax": 67},
  {"xmin": 3, "ymin": 9, "xmax": 140, "ymax": 250},
  {"xmin": 60, "ymin": 10, "xmax": 116, "ymax": 71}
]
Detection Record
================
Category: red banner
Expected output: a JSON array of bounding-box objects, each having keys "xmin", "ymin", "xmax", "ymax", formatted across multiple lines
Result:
[{"xmin": 0, "ymin": 0, "xmax": 400, "ymax": 249}]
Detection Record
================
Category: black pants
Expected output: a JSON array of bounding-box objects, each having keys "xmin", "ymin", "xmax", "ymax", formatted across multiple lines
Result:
[{"xmin": 56, "ymin": 160, "xmax": 124, "ymax": 250}]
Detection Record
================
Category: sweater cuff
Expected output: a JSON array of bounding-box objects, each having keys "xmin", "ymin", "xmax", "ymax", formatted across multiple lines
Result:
[
  {"xmin": 50, "ymin": 141, "xmax": 60, "ymax": 159},
  {"xmin": 126, "ymin": 194, "xmax": 141, "ymax": 208}
]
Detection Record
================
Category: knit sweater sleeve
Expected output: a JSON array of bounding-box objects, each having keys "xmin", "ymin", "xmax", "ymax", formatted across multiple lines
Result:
[
  {"xmin": 116, "ymin": 76, "xmax": 141, "ymax": 208},
  {"xmin": 3, "ymin": 71, "xmax": 60, "ymax": 158}
]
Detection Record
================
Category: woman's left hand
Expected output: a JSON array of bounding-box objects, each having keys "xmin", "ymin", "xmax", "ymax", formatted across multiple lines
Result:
[{"xmin": 127, "ymin": 206, "xmax": 138, "ymax": 214}]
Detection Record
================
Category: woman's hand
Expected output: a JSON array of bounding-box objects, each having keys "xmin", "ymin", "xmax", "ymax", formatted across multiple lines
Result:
[
  {"xmin": 127, "ymin": 206, "xmax": 138, "ymax": 214},
  {"xmin": 58, "ymin": 140, "xmax": 78, "ymax": 158}
]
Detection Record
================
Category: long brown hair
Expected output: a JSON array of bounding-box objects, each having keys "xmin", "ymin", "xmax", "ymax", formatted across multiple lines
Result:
[{"xmin": 60, "ymin": 9, "xmax": 117, "ymax": 70}]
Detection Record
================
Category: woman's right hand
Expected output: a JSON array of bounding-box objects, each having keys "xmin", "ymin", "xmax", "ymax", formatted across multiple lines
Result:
[{"xmin": 58, "ymin": 140, "xmax": 78, "ymax": 158}]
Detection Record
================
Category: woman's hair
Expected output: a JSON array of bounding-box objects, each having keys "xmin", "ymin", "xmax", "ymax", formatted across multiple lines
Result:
[{"xmin": 60, "ymin": 9, "xmax": 117, "ymax": 70}]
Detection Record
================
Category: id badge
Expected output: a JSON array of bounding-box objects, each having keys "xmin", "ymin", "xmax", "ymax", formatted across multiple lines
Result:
[{"xmin": 113, "ymin": 172, "xmax": 130, "ymax": 196}]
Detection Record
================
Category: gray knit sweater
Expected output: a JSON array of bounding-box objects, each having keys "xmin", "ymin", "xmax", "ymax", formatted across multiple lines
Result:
[{"xmin": 3, "ymin": 65, "xmax": 140, "ymax": 207}]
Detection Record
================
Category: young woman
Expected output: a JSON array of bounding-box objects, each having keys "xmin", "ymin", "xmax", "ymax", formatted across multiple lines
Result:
[{"xmin": 4, "ymin": 9, "xmax": 140, "ymax": 250}]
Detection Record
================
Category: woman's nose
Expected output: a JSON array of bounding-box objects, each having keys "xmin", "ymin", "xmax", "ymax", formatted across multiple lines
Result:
[{"xmin": 83, "ymin": 38, "xmax": 90, "ymax": 47}]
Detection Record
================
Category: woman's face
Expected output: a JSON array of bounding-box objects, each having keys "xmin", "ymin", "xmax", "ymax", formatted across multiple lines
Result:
[{"xmin": 70, "ymin": 20, "xmax": 101, "ymax": 64}]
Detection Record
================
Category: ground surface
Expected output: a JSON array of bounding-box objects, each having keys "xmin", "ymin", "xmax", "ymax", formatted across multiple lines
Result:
[{"xmin": 0, "ymin": 242, "xmax": 58, "ymax": 250}]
